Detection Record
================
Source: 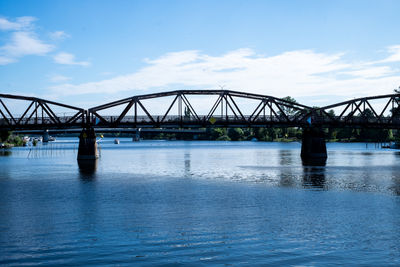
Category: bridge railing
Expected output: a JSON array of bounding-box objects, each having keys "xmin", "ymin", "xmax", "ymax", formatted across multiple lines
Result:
[
  {"xmin": 310, "ymin": 115, "xmax": 400, "ymax": 127},
  {"xmin": 91, "ymin": 114, "xmax": 400, "ymax": 127},
  {"xmin": 91, "ymin": 114, "xmax": 310, "ymax": 127}
]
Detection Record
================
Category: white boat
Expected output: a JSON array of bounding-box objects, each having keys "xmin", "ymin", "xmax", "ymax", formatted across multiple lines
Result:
[{"xmin": 114, "ymin": 139, "xmax": 120, "ymax": 144}]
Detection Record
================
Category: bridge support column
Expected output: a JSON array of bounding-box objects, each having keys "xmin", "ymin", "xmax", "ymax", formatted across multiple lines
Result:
[
  {"xmin": 77, "ymin": 128, "xmax": 99, "ymax": 160},
  {"xmin": 43, "ymin": 130, "xmax": 49, "ymax": 142},
  {"xmin": 301, "ymin": 128, "xmax": 327, "ymax": 166}
]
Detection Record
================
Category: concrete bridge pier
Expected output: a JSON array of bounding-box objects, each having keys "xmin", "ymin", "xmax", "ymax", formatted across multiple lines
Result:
[
  {"xmin": 77, "ymin": 127, "xmax": 99, "ymax": 160},
  {"xmin": 301, "ymin": 128, "xmax": 327, "ymax": 166}
]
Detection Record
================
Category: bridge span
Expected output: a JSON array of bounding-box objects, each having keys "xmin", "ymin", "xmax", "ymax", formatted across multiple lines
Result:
[{"xmin": 2, "ymin": 90, "xmax": 400, "ymax": 164}]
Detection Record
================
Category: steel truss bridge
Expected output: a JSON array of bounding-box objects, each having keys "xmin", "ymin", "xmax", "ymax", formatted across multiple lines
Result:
[{"xmin": 1, "ymin": 90, "xmax": 400, "ymax": 131}]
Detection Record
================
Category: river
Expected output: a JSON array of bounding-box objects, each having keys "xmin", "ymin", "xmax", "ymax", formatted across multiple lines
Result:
[{"xmin": 1, "ymin": 139, "xmax": 400, "ymax": 266}]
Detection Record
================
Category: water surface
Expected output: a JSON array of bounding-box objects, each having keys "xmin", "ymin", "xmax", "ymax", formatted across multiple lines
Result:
[{"xmin": 1, "ymin": 139, "xmax": 400, "ymax": 266}]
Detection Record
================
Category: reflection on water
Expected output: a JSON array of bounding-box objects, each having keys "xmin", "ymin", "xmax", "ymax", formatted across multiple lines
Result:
[
  {"xmin": 279, "ymin": 149, "xmax": 294, "ymax": 165},
  {"xmin": 184, "ymin": 152, "xmax": 191, "ymax": 177},
  {"xmin": 301, "ymin": 157, "xmax": 327, "ymax": 166},
  {"xmin": 302, "ymin": 166, "xmax": 326, "ymax": 189},
  {"xmin": 78, "ymin": 159, "xmax": 98, "ymax": 180},
  {"xmin": 390, "ymin": 152, "xmax": 400, "ymax": 195},
  {"xmin": 278, "ymin": 150, "xmax": 294, "ymax": 187},
  {"xmin": 1, "ymin": 139, "xmax": 400, "ymax": 266},
  {"xmin": 391, "ymin": 176, "xmax": 400, "ymax": 195},
  {"xmin": 0, "ymin": 150, "xmax": 12, "ymax": 156}
]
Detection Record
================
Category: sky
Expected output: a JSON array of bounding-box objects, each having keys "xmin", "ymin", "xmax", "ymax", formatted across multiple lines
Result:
[{"xmin": 1, "ymin": 0, "xmax": 400, "ymax": 113}]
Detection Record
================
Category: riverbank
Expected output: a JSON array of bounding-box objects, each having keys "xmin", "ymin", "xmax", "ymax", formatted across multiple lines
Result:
[
  {"xmin": 0, "ymin": 143, "xmax": 14, "ymax": 149},
  {"xmin": 1, "ymin": 135, "xmax": 25, "ymax": 148}
]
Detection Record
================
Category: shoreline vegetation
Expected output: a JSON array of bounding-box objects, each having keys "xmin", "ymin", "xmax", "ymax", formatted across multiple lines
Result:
[
  {"xmin": 0, "ymin": 132, "xmax": 26, "ymax": 148},
  {"xmin": 1, "ymin": 126, "xmax": 396, "ymax": 149},
  {"xmin": 3, "ymin": 130, "xmax": 393, "ymax": 144},
  {"xmin": 111, "ymin": 127, "xmax": 397, "ymax": 143},
  {"xmin": 0, "ymin": 128, "xmax": 400, "ymax": 149}
]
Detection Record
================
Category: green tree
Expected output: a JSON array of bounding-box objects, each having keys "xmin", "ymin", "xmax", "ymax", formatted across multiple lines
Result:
[
  {"xmin": 280, "ymin": 96, "xmax": 299, "ymax": 116},
  {"xmin": 228, "ymin": 128, "xmax": 244, "ymax": 141},
  {"xmin": 255, "ymin": 128, "xmax": 268, "ymax": 141},
  {"xmin": 336, "ymin": 128, "xmax": 354, "ymax": 141},
  {"xmin": 0, "ymin": 130, "xmax": 10, "ymax": 143},
  {"xmin": 206, "ymin": 128, "xmax": 227, "ymax": 140},
  {"xmin": 278, "ymin": 96, "xmax": 300, "ymax": 140},
  {"xmin": 216, "ymin": 135, "xmax": 231, "ymax": 141}
]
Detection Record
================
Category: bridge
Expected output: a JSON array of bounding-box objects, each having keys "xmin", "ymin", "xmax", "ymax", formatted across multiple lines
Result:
[{"xmin": 1, "ymin": 90, "xmax": 400, "ymax": 164}]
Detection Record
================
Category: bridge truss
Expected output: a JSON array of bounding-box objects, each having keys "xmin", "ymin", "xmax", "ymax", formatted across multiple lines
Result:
[
  {"xmin": 314, "ymin": 93, "xmax": 400, "ymax": 129},
  {"xmin": 89, "ymin": 90, "xmax": 313, "ymax": 128},
  {"xmin": 0, "ymin": 94, "xmax": 85, "ymax": 130}
]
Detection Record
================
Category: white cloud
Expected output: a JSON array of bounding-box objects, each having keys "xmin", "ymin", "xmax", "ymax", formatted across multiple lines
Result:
[
  {"xmin": 49, "ymin": 31, "xmax": 70, "ymax": 41},
  {"xmin": 0, "ymin": 31, "xmax": 53, "ymax": 64},
  {"xmin": 380, "ymin": 45, "xmax": 400, "ymax": 63},
  {"xmin": 0, "ymin": 16, "xmax": 77, "ymax": 65},
  {"xmin": 0, "ymin": 55, "xmax": 16, "ymax": 64},
  {"xmin": 100, "ymin": 71, "xmax": 114, "ymax": 76},
  {"xmin": 0, "ymin": 16, "xmax": 36, "ymax": 31},
  {"xmin": 49, "ymin": 74, "xmax": 71, "ymax": 82},
  {"xmin": 49, "ymin": 47, "xmax": 400, "ymax": 105},
  {"xmin": 0, "ymin": 16, "xmax": 55, "ymax": 64},
  {"xmin": 342, "ymin": 66, "xmax": 395, "ymax": 79},
  {"xmin": 53, "ymin": 52, "xmax": 90, "ymax": 66}
]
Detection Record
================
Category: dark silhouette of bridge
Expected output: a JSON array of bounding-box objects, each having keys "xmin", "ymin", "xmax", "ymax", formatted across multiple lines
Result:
[
  {"xmin": 1, "ymin": 90, "xmax": 400, "ymax": 163},
  {"xmin": 2, "ymin": 90, "xmax": 400, "ymax": 130}
]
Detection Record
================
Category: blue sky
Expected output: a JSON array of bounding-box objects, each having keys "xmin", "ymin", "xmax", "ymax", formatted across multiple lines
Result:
[{"xmin": 1, "ymin": 0, "xmax": 400, "ymax": 111}]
